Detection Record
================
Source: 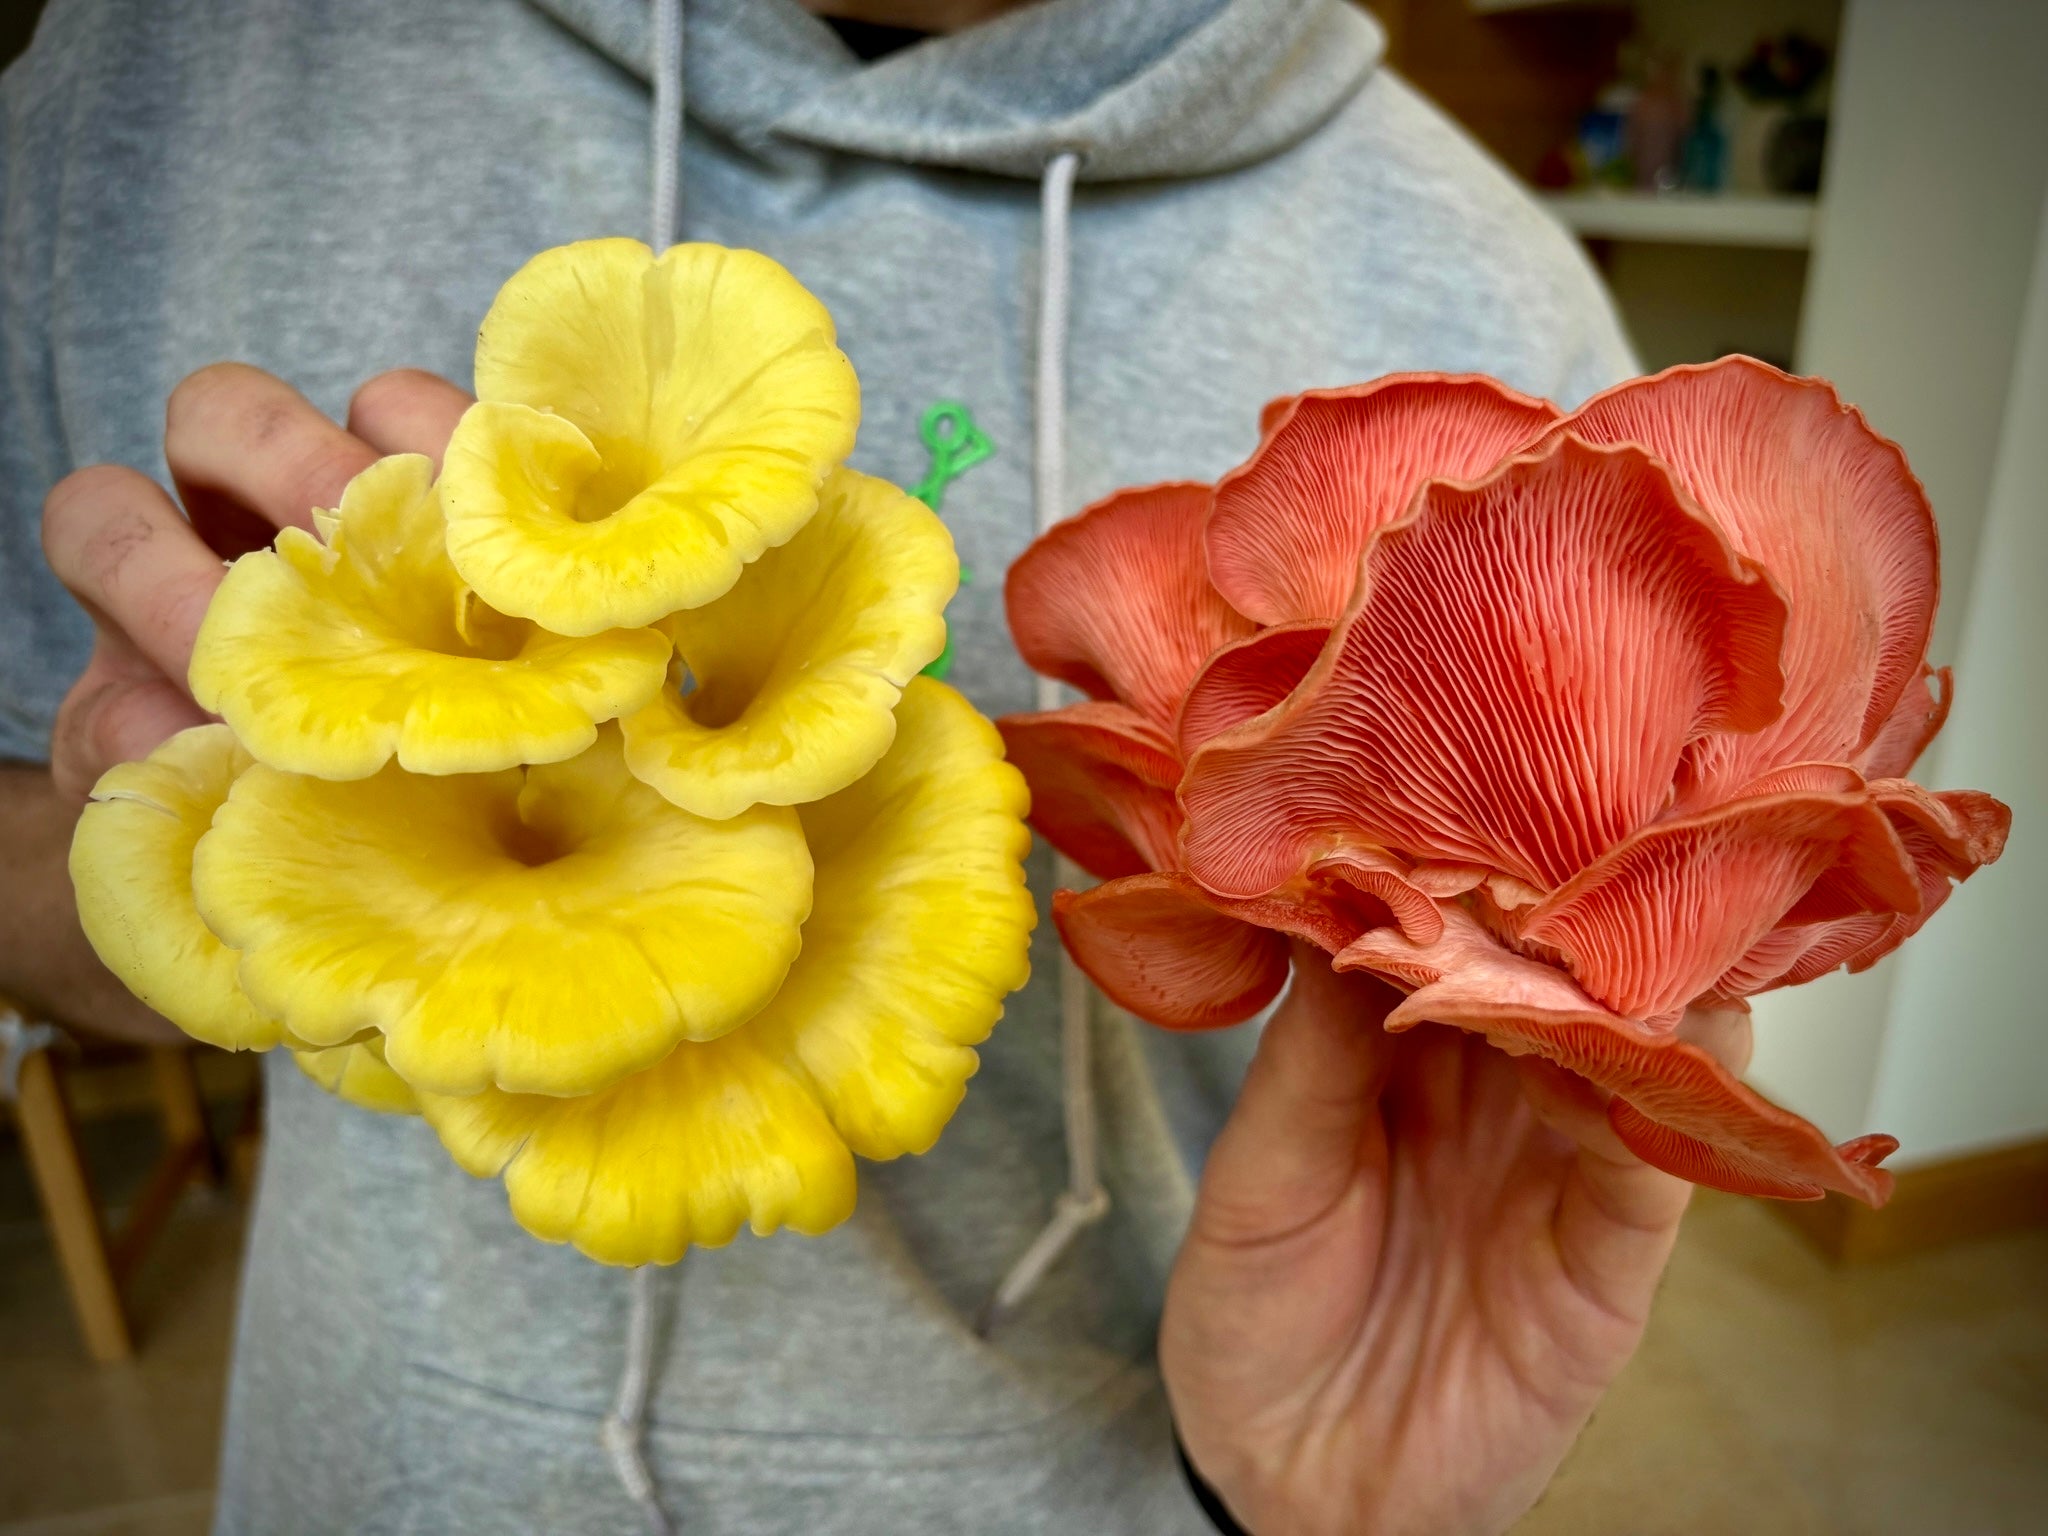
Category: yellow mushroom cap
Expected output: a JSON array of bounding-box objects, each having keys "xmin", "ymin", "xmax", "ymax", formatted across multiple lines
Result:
[
  {"xmin": 191, "ymin": 725, "xmax": 813, "ymax": 1098},
  {"xmin": 188, "ymin": 454, "xmax": 671, "ymax": 780},
  {"xmin": 420, "ymin": 678, "xmax": 1036, "ymax": 1266},
  {"xmin": 68, "ymin": 724, "xmax": 286, "ymax": 1051},
  {"xmin": 440, "ymin": 240, "xmax": 861, "ymax": 637},
  {"xmin": 621, "ymin": 466, "xmax": 957, "ymax": 820},
  {"xmin": 295, "ymin": 1037, "xmax": 420, "ymax": 1117}
]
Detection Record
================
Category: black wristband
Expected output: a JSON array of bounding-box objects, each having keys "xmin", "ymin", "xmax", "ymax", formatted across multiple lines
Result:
[{"xmin": 1172, "ymin": 1421, "xmax": 1253, "ymax": 1536}]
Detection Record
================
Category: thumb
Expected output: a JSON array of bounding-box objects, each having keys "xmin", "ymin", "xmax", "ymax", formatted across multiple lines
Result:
[{"xmin": 1191, "ymin": 940, "xmax": 1400, "ymax": 1248}]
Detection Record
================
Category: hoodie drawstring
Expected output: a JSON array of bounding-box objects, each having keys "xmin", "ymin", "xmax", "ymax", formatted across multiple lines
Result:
[
  {"xmin": 649, "ymin": 0, "xmax": 685, "ymax": 252},
  {"xmin": 610, "ymin": 41, "xmax": 1094, "ymax": 1514},
  {"xmin": 978, "ymin": 148, "xmax": 1111, "ymax": 1338},
  {"xmin": 602, "ymin": 1261, "xmax": 674, "ymax": 1535},
  {"xmin": 603, "ymin": 13, "xmax": 684, "ymax": 1533}
]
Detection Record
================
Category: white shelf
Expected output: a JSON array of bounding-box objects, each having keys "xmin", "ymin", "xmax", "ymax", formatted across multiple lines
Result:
[{"xmin": 1539, "ymin": 192, "xmax": 1820, "ymax": 249}]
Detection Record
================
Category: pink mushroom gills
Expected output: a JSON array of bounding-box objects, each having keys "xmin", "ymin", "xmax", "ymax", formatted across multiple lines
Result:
[{"xmin": 1003, "ymin": 357, "xmax": 2009, "ymax": 1206}]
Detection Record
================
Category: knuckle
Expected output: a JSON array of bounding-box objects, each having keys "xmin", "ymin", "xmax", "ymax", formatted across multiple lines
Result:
[
  {"xmin": 53, "ymin": 665, "xmax": 191, "ymax": 796},
  {"xmin": 82, "ymin": 691, "xmax": 153, "ymax": 788},
  {"xmin": 139, "ymin": 569, "xmax": 216, "ymax": 658},
  {"xmin": 347, "ymin": 367, "xmax": 471, "ymax": 460},
  {"xmin": 41, "ymin": 465, "xmax": 160, "ymax": 581},
  {"xmin": 76, "ymin": 504, "xmax": 164, "ymax": 598},
  {"xmin": 289, "ymin": 438, "xmax": 377, "ymax": 515},
  {"xmin": 50, "ymin": 673, "xmax": 116, "ymax": 798},
  {"xmin": 167, "ymin": 362, "xmax": 370, "ymax": 516},
  {"xmin": 164, "ymin": 366, "xmax": 226, "ymax": 443},
  {"xmin": 50, "ymin": 748, "xmax": 94, "ymax": 804},
  {"xmin": 348, "ymin": 367, "xmax": 430, "ymax": 424},
  {"xmin": 164, "ymin": 361, "xmax": 263, "ymax": 436},
  {"xmin": 165, "ymin": 363, "xmax": 305, "ymax": 470},
  {"xmin": 85, "ymin": 693, "xmax": 131, "ymax": 782}
]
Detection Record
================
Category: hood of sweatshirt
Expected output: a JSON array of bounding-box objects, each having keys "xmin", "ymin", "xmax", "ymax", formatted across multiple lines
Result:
[{"xmin": 525, "ymin": 0, "xmax": 1384, "ymax": 181}]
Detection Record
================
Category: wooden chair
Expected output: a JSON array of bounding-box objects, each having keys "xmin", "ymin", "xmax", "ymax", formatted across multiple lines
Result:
[{"xmin": 2, "ymin": 1002, "xmax": 224, "ymax": 1361}]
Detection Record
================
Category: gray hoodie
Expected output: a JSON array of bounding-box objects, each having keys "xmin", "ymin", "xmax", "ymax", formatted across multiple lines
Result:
[{"xmin": 0, "ymin": 1, "xmax": 1632, "ymax": 1530}]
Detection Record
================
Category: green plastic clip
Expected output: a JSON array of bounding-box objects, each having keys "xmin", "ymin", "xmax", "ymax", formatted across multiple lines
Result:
[
  {"xmin": 909, "ymin": 400, "xmax": 993, "ymax": 511},
  {"xmin": 910, "ymin": 401, "xmax": 993, "ymax": 680}
]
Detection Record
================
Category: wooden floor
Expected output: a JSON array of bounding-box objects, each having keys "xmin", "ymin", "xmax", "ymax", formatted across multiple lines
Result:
[
  {"xmin": 2, "ymin": 1116, "xmax": 2045, "ymax": 1535},
  {"xmin": 1525, "ymin": 1190, "xmax": 2048, "ymax": 1534}
]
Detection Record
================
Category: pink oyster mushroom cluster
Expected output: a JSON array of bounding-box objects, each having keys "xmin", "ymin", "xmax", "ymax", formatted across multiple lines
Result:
[{"xmin": 1000, "ymin": 357, "xmax": 2009, "ymax": 1206}]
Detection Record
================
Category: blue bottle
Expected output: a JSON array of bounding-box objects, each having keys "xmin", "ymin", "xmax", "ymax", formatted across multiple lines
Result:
[{"xmin": 1682, "ymin": 65, "xmax": 1728, "ymax": 193}]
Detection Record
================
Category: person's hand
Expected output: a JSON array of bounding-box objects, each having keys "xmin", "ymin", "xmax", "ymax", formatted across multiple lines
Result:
[
  {"xmin": 42, "ymin": 362, "xmax": 472, "ymax": 800},
  {"xmin": 1160, "ymin": 941, "xmax": 1750, "ymax": 1536},
  {"xmin": 18, "ymin": 363, "xmax": 470, "ymax": 1045}
]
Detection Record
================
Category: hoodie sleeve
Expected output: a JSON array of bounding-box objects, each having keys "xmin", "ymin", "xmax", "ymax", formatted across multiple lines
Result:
[
  {"xmin": 1547, "ymin": 246, "xmax": 1640, "ymax": 408},
  {"xmin": 0, "ymin": 20, "xmax": 96, "ymax": 763},
  {"xmin": 1336, "ymin": 70, "xmax": 1642, "ymax": 410}
]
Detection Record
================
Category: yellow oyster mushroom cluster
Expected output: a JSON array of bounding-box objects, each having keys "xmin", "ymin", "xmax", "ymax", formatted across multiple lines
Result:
[{"xmin": 69, "ymin": 239, "xmax": 1036, "ymax": 1266}]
